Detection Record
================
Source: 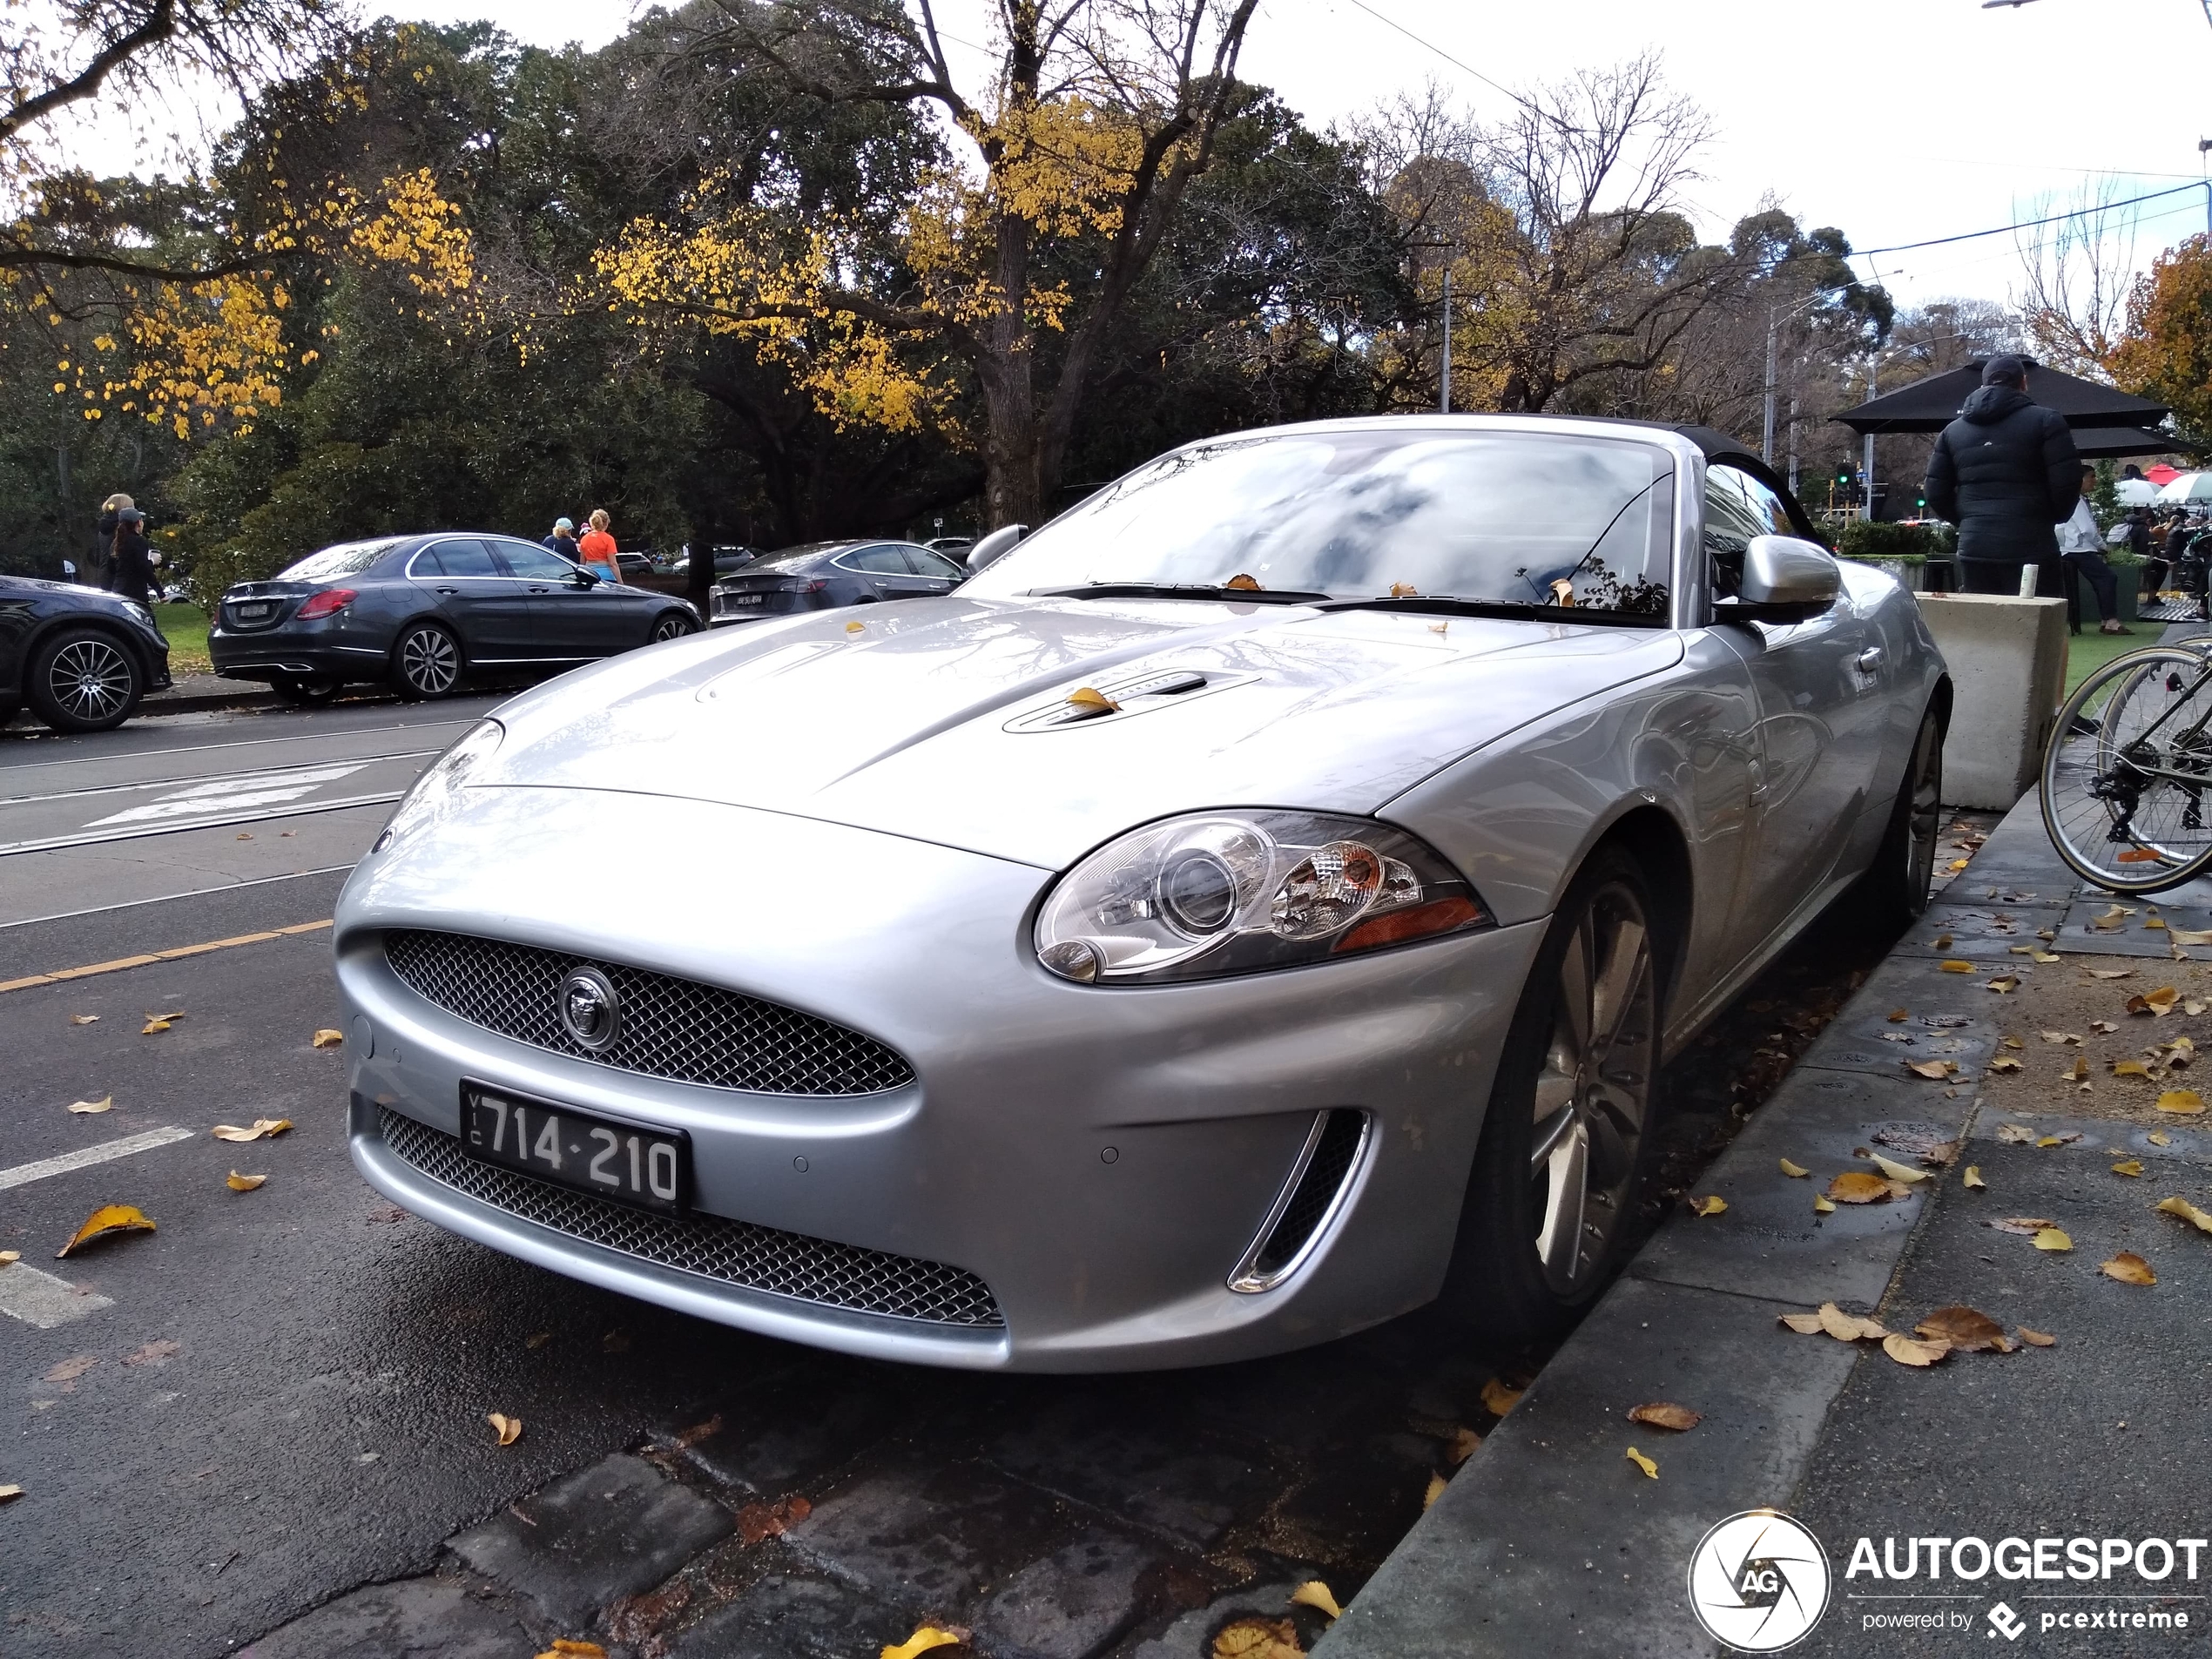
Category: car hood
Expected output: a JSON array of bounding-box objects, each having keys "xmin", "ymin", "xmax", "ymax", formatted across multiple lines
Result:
[{"xmin": 478, "ymin": 597, "xmax": 1683, "ymax": 869}]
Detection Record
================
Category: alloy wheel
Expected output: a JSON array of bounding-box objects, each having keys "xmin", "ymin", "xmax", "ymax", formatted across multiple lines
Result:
[
  {"xmin": 651, "ymin": 614, "xmax": 693, "ymax": 643},
  {"xmin": 47, "ymin": 638, "xmax": 132, "ymax": 721},
  {"xmin": 1903, "ymin": 718, "xmax": 1943, "ymax": 904},
  {"xmin": 400, "ymin": 628, "xmax": 458, "ymax": 696},
  {"xmin": 1528, "ymin": 880, "xmax": 1655, "ymax": 1294}
]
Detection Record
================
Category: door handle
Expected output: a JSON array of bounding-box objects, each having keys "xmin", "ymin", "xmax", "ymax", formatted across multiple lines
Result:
[
  {"xmin": 529, "ymin": 585, "xmax": 550, "ymax": 593},
  {"xmin": 435, "ymin": 586, "xmax": 459, "ymax": 595},
  {"xmin": 1855, "ymin": 647, "xmax": 1884, "ymax": 672}
]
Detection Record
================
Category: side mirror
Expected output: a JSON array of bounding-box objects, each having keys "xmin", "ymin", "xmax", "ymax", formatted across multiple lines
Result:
[
  {"xmin": 571, "ymin": 569, "xmax": 599, "ymax": 589},
  {"xmin": 1721, "ymin": 534, "xmax": 1840, "ymax": 624},
  {"xmin": 966, "ymin": 523, "xmax": 1028, "ymax": 573}
]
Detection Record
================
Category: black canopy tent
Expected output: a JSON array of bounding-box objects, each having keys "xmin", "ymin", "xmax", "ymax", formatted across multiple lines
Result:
[
  {"xmin": 1834, "ymin": 358, "xmax": 2171, "ymax": 437},
  {"xmin": 2069, "ymin": 425, "xmax": 2197, "ymax": 460}
]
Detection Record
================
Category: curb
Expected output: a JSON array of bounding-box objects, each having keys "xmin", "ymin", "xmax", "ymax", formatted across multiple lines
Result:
[
  {"xmin": 1316, "ymin": 793, "xmax": 2068, "ymax": 1656},
  {"xmin": 138, "ymin": 688, "xmax": 279, "ymax": 717}
]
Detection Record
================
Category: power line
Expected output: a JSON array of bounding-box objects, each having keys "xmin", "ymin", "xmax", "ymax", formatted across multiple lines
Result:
[
  {"xmin": 1332, "ymin": 0, "xmax": 1541, "ymax": 118},
  {"xmin": 1851, "ymin": 181, "xmax": 2202, "ymax": 256}
]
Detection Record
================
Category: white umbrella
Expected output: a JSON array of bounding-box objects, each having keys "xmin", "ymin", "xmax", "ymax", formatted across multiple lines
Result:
[
  {"xmin": 2115, "ymin": 477, "xmax": 2161, "ymax": 506},
  {"xmin": 2155, "ymin": 471, "xmax": 2212, "ymax": 504}
]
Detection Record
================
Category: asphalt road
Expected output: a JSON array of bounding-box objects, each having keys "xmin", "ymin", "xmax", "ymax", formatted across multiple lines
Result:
[{"xmin": 0, "ymin": 695, "xmax": 1913, "ymax": 1658}]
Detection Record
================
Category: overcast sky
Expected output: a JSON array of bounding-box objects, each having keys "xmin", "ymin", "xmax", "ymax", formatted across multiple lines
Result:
[{"xmin": 180, "ymin": 0, "xmax": 2212, "ymax": 314}]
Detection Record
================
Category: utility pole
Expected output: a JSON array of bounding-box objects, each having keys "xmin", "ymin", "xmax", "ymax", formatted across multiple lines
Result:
[
  {"xmin": 1440, "ymin": 266, "xmax": 1453, "ymax": 414},
  {"xmin": 2200, "ymin": 139, "xmax": 2211, "ymax": 238},
  {"xmin": 1762, "ymin": 305, "xmax": 1779, "ymax": 463}
]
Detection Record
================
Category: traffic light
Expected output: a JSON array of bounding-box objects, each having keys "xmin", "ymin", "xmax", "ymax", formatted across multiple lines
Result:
[
  {"xmin": 1836, "ymin": 466, "xmax": 1852, "ymax": 489},
  {"xmin": 1916, "ymin": 496, "xmax": 1926, "ymax": 512}
]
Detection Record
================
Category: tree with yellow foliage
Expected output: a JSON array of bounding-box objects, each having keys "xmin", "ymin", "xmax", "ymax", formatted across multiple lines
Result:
[
  {"xmin": 597, "ymin": 0, "xmax": 1261, "ymax": 529},
  {"xmin": 2108, "ymin": 236, "xmax": 2212, "ymax": 443}
]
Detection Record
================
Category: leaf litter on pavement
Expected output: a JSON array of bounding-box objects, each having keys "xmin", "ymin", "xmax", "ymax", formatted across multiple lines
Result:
[
  {"xmin": 211, "ymin": 1118, "xmax": 293, "ymax": 1142},
  {"xmin": 56, "ymin": 1204, "xmax": 154, "ymax": 1258}
]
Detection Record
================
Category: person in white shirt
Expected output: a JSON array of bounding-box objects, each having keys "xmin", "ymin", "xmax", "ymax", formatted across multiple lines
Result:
[{"xmin": 2057, "ymin": 465, "xmax": 2128, "ymax": 636}]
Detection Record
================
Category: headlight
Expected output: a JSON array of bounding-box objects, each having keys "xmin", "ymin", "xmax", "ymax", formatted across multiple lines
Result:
[
  {"xmin": 373, "ymin": 719, "xmax": 504, "ymax": 850},
  {"xmin": 1036, "ymin": 809, "xmax": 1490, "ymax": 984},
  {"xmin": 124, "ymin": 602, "xmax": 158, "ymax": 630}
]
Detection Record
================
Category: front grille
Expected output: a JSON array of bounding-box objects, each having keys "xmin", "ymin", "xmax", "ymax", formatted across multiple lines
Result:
[
  {"xmin": 1235, "ymin": 1109, "xmax": 1368, "ymax": 1290},
  {"xmin": 379, "ymin": 1108, "xmax": 1003, "ymax": 1327},
  {"xmin": 383, "ymin": 929, "xmax": 914, "ymax": 1096}
]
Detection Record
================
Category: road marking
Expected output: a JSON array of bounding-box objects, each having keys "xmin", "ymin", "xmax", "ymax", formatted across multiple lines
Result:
[
  {"xmin": 0, "ymin": 1264, "xmax": 115, "ymax": 1328},
  {"xmin": 0, "ymin": 1126, "xmax": 195, "ymax": 1190},
  {"xmin": 0, "ymin": 790, "xmax": 403, "ymax": 858},
  {"xmin": 0, "ymin": 920, "xmax": 331, "ymax": 994},
  {"xmin": 0, "ymin": 750, "xmax": 437, "ymax": 807},
  {"xmin": 0, "ymin": 713, "xmax": 483, "ymax": 772},
  {"xmin": 0, "ymin": 864, "xmax": 356, "ymax": 931},
  {"xmin": 85, "ymin": 762, "xmax": 368, "ymax": 826}
]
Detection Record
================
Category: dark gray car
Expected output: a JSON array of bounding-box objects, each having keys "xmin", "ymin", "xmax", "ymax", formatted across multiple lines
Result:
[
  {"xmin": 210, "ymin": 533, "xmax": 701, "ymax": 703},
  {"xmin": 707, "ymin": 540, "xmax": 964, "ymax": 627}
]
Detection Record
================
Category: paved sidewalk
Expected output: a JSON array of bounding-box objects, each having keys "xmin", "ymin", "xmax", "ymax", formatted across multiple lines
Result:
[{"xmin": 1325, "ymin": 792, "xmax": 2212, "ymax": 1656}]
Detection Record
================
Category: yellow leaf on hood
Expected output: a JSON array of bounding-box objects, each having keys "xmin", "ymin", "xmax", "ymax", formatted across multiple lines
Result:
[
  {"xmin": 56, "ymin": 1204, "xmax": 154, "ymax": 1258},
  {"xmin": 1817, "ymin": 1302, "xmax": 1888, "ymax": 1341},
  {"xmin": 487, "ymin": 1413, "xmax": 523, "ymax": 1447},
  {"xmin": 1065, "ymin": 685, "xmax": 1118, "ymax": 712},
  {"xmin": 311, "ymin": 1028, "xmax": 343, "ymax": 1049},
  {"xmin": 2101, "ymin": 1251, "xmax": 2157, "ymax": 1285},
  {"xmin": 1870, "ymin": 1154, "xmax": 1931, "ymax": 1184},
  {"xmin": 1624, "ymin": 1446, "xmax": 1657, "ymax": 1479},
  {"xmin": 1913, "ymin": 1305, "xmax": 2008, "ymax": 1352},
  {"xmin": 1480, "ymin": 1377, "xmax": 1523, "ymax": 1416},
  {"xmin": 1690, "ymin": 1195, "xmax": 1727, "ymax": 1216},
  {"xmin": 1812, "ymin": 1192, "xmax": 1836, "ymax": 1213},
  {"xmin": 2112, "ymin": 1159, "xmax": 2144, "ymax": 1177},
  {"xmin": 210, "ymin": 1118, "xmax": 293, "ymax": 1142},
  {"xmin": 845, "ymin": 619, "xmax": 865, "ymax": 634},
  {"xmin": 2019, "ymin": 1327, "xmax": 2057, "ymax": 1346},
  {"xmin": 66, "ymin": 1096, "xmax": 112, "ymax": 1114},
  {"xmin": 1828, "ymin": 1170, "xmax": 1898, "ymax": 1204},
  {"xmin": 1939, "ymin": 960, "xmax": 1977, "ymax": 974},
  {"xmin": 1964, "ymin": 1165, "xmax": 1986, "ymax": 1189},
  {"xmin": 882, "ymin": 1634, "xmax": 962, "ymax": 1659},
  {"xmin": 1883, "ymin": 1332, "xmax": 1950, "ymax": 1366},
  {"xmin": 1388, "ymin": 582, "xmax": 1420, "ymax": 598},
  {"xmin": 1224, "ymin": 573, "xmax": 1264, "ymax": 591},
  {"xmin": 2156, "ymin": 1090, "xmax": 2206, "ymax": 1115},
  {"xmin": 1290, "ymin": 1581, "xmax": 1344, "ymax": 1620},
  {"xmin": 1628, "ymin": 1401, "xmax": 1701, "ymax": 1431},
  {"xmin": 225, "ymin": 1171, "xmax": 266, "ymax": 1191},
  {"xmin": 2033, "ymin": 1227, "xmax": 2074, "ymax": 1251},
  {"xmin": 2157, "ymin": 1195, "xmax": 2212, "ymax": 1233},
  {"xmin": 69, "ymin": 1015, "xmax": 98, "ymax": 1025},
  {"xmin": 1778, "ymin": 1158, "xmax": 1810, "ymax": 1178}
]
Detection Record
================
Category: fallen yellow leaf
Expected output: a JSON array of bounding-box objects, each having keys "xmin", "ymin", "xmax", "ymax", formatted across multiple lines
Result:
[
  {"xmin": 1828, "ymin": 1170, "xmax": 1898, "ymax": 1204},
  {"xmin": 210, "ymin": 1118, "xmax": 293, "ymax": 1142},
  {"xmin": 2032, "ymin": 950, "xmax": 2060, "ymax": 963},
  {"xmin": 2033, "ymin": 1228, "xmax": 2074, "ymax": 1251},
  {"xmin": 2150, "ymin": 1130, "xmax": 2173, "ymax": 1145},
  {"xmin": 2157, "ymin": 1196, "xmax": 2212, "ymax": 1234},
  {"xmin": 1446, "ymin": 1426, "xmax": 1481, "ymax": 1464},
  {"xmin": 488, "ymin": 1412, "xmax": 523, "ymax": 1447},
  {"xmin": 140, "ymin": 1019, "xmax": 171, "ymax": 1035},
  {"xmin": 1932, "ymin": 933, "xmax": 1954, "ymax": 948},
  {"xmin": 1990, "ymin": 1217, "xmax": 2056, "ymax": 1235},
  {"xmin": 0, "ymin": 1251, "xmax": 18, "ymax": 1265},
  {"xmin": 1211, "ymin": 1617, "xmax": 1301, "ymax": 1659},
  {"xmin": 881, "ymin": 1638, "xmax": 961, "ymax": 1659},
  {"xmin": 2170, "ymin": 927, "xmax": 2212, "ymax": 946},
  {"xmin": 311, "ymin": 1028, "xmax": 343, "ymax": 1049},
  {"xmin": 2156, "ymin": 1090, "xmax": 2206, "ymax": 1115},
  {"xmin": 1423, "ymin": 1474, "xmax": 1447, "ymax": 1508},
  {"xmin": 2019, "ymin": 1327, "xmax": 2057, "ymax": 1346},
  {"xmin": 1065, "ymin": 686, "xmax": 1118, "ymax": 712},
  {"xmin": 1905, "ymin": 1059, "xmax": 1958, "ymax": 1080},
  {"xmin": 69, "ymin": 1015, "xmax": 98, "ymax": 1025},
  {"xmin": 56, "ymin": 1204, "xmax": 155, "ymax": 1258},
  {"xmin": 1987, "ymin": 1055, "xmax": 2023, "ymax": 1073},
  {"xmin": 1886, "ymin": 1008, "xmax": 1910, "ymax": 1022},
  {"xmin": 1913, "ymin": 1305, "xmax": 2009, "ymax": 1352},
  {"xmin": 1987, "ymin": 975, "xmax": 2020, "ymax": 994},
  {"xmin": 2114, "ymin": 1060, "xmax": 2151, "ymax": 1078},
  {"xmin": 1883, "ymin": 1332, "xmax": 1950, "ymax": 1366},
  {"xmin": 2089, "ymin": 969, "xmax": 2134, "ymax": 980},
  {"xmin": 1628, "ymin": 1401, "xmax": 1701, "ymax": 1432},
  {"xmin": 1996, "ymin": 1123, "xmax": 2037, "ymax": 1143},
  {"xmin": 1812, "ymin": 1192, "xmax": 1836, "ymax": 1213},
  {"xmin": 2065, "ymin": 1055, "xmax": 2089, "ymax": 1082},
  {"xmin": 1939, "ymin": 960, "xmax": 1977, "ymax": 974},
  {"xmin": 2092, "ymin": 904, "xmax": 2138, "ymax": 929},
  {"xmin": 1964, "ymin": 1165, "xmax": 1986, "ymax": 1189},
  {"xmin": 0, "ymin": 1484, "xmax": 20, "ymax": 1502},
  {"xmin": 1817, "ymin": 1302, "xmax": 1888, "ymax": 1341},
  {"xmin": 1290, "ymin": 1581, "xmax": 1345, "ymax": 1620},
  {"xmin": 1870, "ymin": 1154, "xmax": 1930, "ymax": 1185},
  {"xmin": 2112, "ymin": 1159, "xmax": 2144, "ymax": 1177},
  {"xmin": 845, "ymin": 620, "xmax": 865, "ymax": 635},
  {"xmin": 1779, "ymin": 1312, "xmax": 1826, "ymax": 1332},
  {"xmin": 66, "ymin": 1096, "xmax": 112, "ymax": 1115},
  {"xmin": 1480, "ymin": 1377, "xmax": 1523, "ymax": 1417},
  {"xmin": 2128, "ymin": 986, "xmax": 2182, "ymax": 1016},
  {"xmin": 536, "ymin": 1644, "xmax": 607, "ymax": 1659},
  {"xmin": 226, "ymin": 1171, "xmax": 266, "ymax": 1192},
  {"xmin": 2101, "ymin": 1251, "xmax": 2157, "ymax": 1285},
  {"xmin": 1777, "ymin": 1157, "xmax": 1810, "ymax": 1178},
  {"xmin": 1690, "ymin": 1195, "xmax": 1727, "ymax": 1217},
  {"xmin": 1624, "ymin": 1446, "xmax": 1658, "ymax": 1479}
]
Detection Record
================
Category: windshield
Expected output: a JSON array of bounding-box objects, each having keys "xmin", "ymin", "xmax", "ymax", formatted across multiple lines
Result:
[
  {"xmin": 280, "ymin": 539, "xmax": 401, "ymax": 581},
  {"xmin": 964, "ymin": 428, "xmax": 1677, "ymax": 618}
]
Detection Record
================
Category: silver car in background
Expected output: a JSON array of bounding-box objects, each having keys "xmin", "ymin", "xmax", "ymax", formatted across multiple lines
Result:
[{"xmin": 335, "ymin": 415, "xmax": 1948, "ymax": 1372}]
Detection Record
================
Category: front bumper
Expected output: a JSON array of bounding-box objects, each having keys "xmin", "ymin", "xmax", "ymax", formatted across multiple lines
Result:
[{"xmin": 336, "ymin": 786, "xmax": 1542, "ymax": 1371}]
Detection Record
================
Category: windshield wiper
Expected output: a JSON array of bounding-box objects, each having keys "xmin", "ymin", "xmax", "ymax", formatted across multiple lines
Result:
[
  {"xmin": 1321, "ymin": 594, "xmax": 1665, "ymax": 629},
  {"xmin": 1036, "ymin": 582, "xmax": 1333, "ymax": 606}
]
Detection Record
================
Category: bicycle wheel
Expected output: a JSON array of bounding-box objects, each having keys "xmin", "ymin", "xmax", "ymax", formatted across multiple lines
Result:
[{"xmin": 2042, "ymin": 643, "xmax": 2212, "ymax": 893}]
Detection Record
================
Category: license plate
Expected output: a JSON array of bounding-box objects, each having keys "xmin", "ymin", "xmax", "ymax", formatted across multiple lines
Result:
[
  {"xmin": 235, "ymin": 603, "xmax": 273, "ymax": 619},
  {"xmin": 460, "ymin": 1082, "xmax": 689, "ymax": 1214},
  {"xmin": 727, "ymin": 593, "xmax": 764, "ymax": 605}
]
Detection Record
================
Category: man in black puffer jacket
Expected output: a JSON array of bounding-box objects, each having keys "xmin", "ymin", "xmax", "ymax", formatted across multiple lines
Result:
[{"xmin": 1923, "ymin": 354, "xmax": 2080, "ymax": 595}]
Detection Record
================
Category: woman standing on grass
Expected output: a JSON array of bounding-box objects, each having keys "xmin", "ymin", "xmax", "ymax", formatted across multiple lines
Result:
[
  {"xmin": 105, "ymin": 507, "xmax": 157, "ymax": 607},
  {"xmin": 578, "ymin": 509, "xmax": 620, "ymax": 584}
]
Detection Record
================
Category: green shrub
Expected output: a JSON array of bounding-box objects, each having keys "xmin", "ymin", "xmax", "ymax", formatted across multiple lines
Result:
[{"xmin": 1837, "ymin": 520, "xmax": 1942, "ymax": 561}]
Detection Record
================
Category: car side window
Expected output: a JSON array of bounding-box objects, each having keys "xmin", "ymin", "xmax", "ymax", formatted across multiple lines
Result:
[
  {"xmin": 496, "ymin": 541, "xmax": 578, "ymax": 580},
  {"xmin": 840, "ymin": 546, "xmax": 909, "ymax": 575},
  {"xmin": 907, "ymin": 547, "xmax": 964, "ymax": 579},
  {"xmin": 423, "ymin": 539, "xmax": 499, "ymax": 577},
  {"xmin": 1703, "ymin": 465, "xmax": 1787, "ymax": 601}
]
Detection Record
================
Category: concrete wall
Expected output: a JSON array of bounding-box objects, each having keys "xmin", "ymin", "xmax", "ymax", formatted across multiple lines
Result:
[{"xmin": 1913, "ymin": 592, "xmax": 2068, "ymax": 810}]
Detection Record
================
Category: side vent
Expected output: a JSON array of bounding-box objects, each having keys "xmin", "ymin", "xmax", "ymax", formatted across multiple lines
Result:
[{"xmin": 1228, "ymin": 1109, "xmax": 1370, "ymax": 1293}]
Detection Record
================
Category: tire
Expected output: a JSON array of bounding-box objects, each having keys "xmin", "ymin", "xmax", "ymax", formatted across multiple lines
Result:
[
  {"xmin": 2040, "ymin": 643, "xmax": 2212, "ymax": 894},
  {"xmin": 388, "ymin": 622, "xmax": 462, "ymax": 701},
  {"xmin": 1850, "ymin": 707, "xmax": 1944, "ymax": 929},
  {"xmin": 26, "ymin": 627, "xmax": 142, "ymax": 733},
  {"xmin": 272, "ymin": 673, "xmax": 344, "ymax": 708},
  {"xmin": 649, "ymin": 610, "xmax": 697, "ymax": 644},
  {"xmin": 1438, "ymin": 846, "xmax": 1665, "ymax": 1347}
]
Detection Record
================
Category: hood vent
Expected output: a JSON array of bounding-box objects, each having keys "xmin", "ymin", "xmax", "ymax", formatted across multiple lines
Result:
[{"xmin": 1005, "ymin": 669, "xmax": 1242, "ymax": 733}]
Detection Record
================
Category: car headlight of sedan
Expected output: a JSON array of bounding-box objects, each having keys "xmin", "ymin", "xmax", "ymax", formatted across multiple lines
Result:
[
  {"xmin": 1036, "ymin": 809, "xmax": 1491, "ymax": 984},
  {"xmin": 374, "ymin": 719, "xmax": 504, "ymax": 850},
  {"xmin": 123, "ymin": 602, "xmax": 158, "ymax": 631}
]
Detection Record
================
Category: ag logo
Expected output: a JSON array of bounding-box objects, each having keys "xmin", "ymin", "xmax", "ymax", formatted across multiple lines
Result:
[
  {"xmin": 1687, "ymin": 1509, "xmax": 1831, "ymax": 1652},
  {"xmin": 558, "ymin": 967, "xmax": 622, "ymax": 1052}
]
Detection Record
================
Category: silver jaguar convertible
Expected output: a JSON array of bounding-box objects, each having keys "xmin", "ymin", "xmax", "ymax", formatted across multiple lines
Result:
[{"xmin": 336, "ymin": 415, "xmax": 1948, "ymax": 1372}]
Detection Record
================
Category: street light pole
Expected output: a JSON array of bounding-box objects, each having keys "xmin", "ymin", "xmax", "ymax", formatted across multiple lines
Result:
[
  {"xmin": 1763, "ymin": 305, "xmax": 1779, "ymax": 463},
  {"xmin": 1440, "ymin": 266, "xmax": 1452, "ymax": 414}
]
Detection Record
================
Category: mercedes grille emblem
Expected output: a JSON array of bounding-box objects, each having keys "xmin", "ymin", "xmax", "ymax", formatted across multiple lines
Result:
[{"xmin": 558, "ymin": 966, "xmax": 622, "ymax": 1052}]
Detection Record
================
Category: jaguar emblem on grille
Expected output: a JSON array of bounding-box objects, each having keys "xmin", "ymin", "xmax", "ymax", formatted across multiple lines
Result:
[{"xmin": 558, "ymin": 967, "xmax": 621, "ymax": 1051}]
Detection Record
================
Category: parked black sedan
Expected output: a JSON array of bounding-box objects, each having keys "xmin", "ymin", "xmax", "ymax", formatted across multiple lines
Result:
[
  {"xmin": 0, "ymin": 574, "xmax": 173, "ymax": 732},
  {"xmin": 707, "ymin": 539, "xmax": 964, "ymax": 626},
  {"xmin": 211, "ymin": 533, "xmax": 702, "ymax": 703}
]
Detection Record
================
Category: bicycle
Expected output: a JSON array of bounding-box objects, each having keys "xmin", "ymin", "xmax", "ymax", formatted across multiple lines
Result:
[{"xmin": 2041, "ymin": 637, "xmax": 2212, "ymax": 893}]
